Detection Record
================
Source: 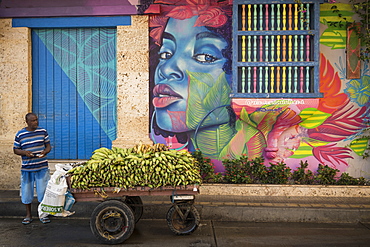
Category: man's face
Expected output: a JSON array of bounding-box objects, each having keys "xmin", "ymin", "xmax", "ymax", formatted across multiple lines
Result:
[{"xmin": 26, "ymin": 115, "xmax": 38, "ymax": 131}]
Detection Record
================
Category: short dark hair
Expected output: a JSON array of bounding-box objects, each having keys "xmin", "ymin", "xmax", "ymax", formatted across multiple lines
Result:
[{"xmin": 25, "ymin": 113, "xmax": 37, "ymax": 121}]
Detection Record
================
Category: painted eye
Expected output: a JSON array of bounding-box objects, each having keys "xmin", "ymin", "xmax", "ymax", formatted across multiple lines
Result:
[
  {"xmin": 159, "ymin": 52, "xmax": 172, "ymax": 60},
  {"xmin": 193, "ymin": 54, "xmax": 218, "ymax": 63}
]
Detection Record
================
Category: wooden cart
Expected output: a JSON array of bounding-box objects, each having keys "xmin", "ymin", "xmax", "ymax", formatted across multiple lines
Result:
[{"xmin": 68, "ymin": 183, "xmax": 200, "ymax": 245}]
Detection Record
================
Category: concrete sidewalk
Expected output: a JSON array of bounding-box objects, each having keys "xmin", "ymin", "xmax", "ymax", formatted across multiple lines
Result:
[{"xmin": 1, "ymin": 184, "xmax": 370, "ymax": 223}]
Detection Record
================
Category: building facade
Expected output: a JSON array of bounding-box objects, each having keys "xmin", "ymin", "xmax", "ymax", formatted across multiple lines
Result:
[{"xmin": 0, "ymin": 0, "xmax": 369, "ymax": 189}]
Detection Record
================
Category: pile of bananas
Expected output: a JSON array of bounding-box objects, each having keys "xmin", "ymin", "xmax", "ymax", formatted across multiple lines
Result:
[
  {"xmin": 67, "ymin": 143, "xmax": 201, "ymax": 190},
  {"xmin": 132, "ymin": 142, "xmax": 169, "ymax": 153}
]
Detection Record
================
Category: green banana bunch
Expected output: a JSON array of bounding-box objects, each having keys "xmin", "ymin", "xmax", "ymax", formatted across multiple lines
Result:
[
  {"xmin": 132, "ymin": 142, "xmax": 169, "ymax": 154},
  {"xmin": 67, "ymin": 143, "xmax": 201, "ymax": 190}
]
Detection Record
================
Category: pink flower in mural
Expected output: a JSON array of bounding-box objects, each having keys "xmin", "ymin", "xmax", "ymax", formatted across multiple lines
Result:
[{"xmin": 312, "ymin": 143, "xmax": 353, "ymax": 170}]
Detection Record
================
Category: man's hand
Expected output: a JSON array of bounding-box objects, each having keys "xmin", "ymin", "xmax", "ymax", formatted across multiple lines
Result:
[
  {"xmin": 38, "ymin": 143, "xmax": 51, "ymax": 158},
  {"xmin": 14, "ymin": 149, "xmax": 34, "ymax": 157},
  {"xmin": 24, "ymin": 151, "xmax": 35, "ymax": 157},
  {"xmin": 38, "ymin": 151, "xmax": 46, "ymax": 158}
]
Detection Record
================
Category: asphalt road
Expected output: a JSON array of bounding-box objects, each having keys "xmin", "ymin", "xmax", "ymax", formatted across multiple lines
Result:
[{"xmin": 1, "ymin": 217, "xmax": 370, "ymax": 247}]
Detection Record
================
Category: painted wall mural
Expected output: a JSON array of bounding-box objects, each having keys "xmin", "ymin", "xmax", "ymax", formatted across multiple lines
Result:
[{"xmin": 144, "ymin": 0, "xmax": 370, "ymax": 175}]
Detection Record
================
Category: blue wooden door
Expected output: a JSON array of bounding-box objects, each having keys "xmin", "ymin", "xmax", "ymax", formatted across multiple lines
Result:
[{"xmin": 32, "ymin": 28, "xmax": 117, "ymax": 159}]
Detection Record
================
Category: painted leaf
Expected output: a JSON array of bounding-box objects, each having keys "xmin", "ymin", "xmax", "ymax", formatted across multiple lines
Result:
[
  {"xmin": 307, "ymin": 98, "xmax": 366, "ymax": 142},
  {"xmin": 219, "ymin": 114, "xmax": 266, "ymax": 160},
  {"xmin": 290, "ymin": 138, "xmax": 329, "ymax": 159},
  {"xmin": 319, "ymin": 3, "xmax": 354, "ymax": 49},
  {"xmin": 239, "ymin": 107, "xmax": 257, "ymax": 129},
  {"xmin": 349, "ymin": 138, "xmax": 369, "ymax": 156},
  {"xmin": 299, "ymin": 108, "xmax": 331, "ymax": 129},
  {"xmin": 320, "ymin": 25, "xmax": 347, "ymax": 49},
  {"xmin": 312, "ymin": 143, "xmax": 353, "ymax": 169},
  {"xmin": 186, "ymin": 71, "xmax": 214, "ymax": 129},
  {"xmin": 319, "ymin": 53, "xmax": 348, "ymax": 114},
  {"xmin": 249, "ymin": 104, "xmax": 290, "ymax": 137},
  {"xmin": 187, "ymin": 71, "xmax": 231, "ymax": 130},
  {"xmin": 193, "ymin": 123, "xmax": 236, "ymax": 159},
  {"xmin": 320, "ymin": 3, "xmax": 354, "ymax": 23},
  {"xmin": 203, "ymin": 73, "xmax": 231, "ymax": 111}
]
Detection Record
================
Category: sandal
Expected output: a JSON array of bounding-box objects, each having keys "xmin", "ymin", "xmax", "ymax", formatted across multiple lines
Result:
[
  {"xmin": 40, "ymin": 217, "xmax": 50, "ymax": 224},
  {"xmin": 22, "ymin": 218, "xmax": 33, "ymax": 225}
]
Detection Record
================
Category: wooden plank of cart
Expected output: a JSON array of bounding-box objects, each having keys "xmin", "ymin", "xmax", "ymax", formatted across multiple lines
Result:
[{"xmin": 67, "ymin": 177, "xmax": 200, "ymax": 245}]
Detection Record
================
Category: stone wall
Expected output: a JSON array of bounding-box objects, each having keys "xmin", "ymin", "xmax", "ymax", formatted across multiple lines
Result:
[
  {"xmin": 0, "ymin": 18, "xmax": 30, "ymax": 189},
  {"xmin": 113, "ymin": 15, "xmax": 152, "ymax": 148}
]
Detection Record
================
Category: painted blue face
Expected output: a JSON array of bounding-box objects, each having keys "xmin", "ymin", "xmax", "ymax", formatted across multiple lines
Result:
[{"xmin": 153, "ymin": 16, "xmax": 229, "ymax": 132}]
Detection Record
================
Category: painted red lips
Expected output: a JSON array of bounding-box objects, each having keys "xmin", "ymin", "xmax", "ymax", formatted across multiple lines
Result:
[{"xmin": 152, "ymin": 84, "xmax": 183, "ymax": 108}]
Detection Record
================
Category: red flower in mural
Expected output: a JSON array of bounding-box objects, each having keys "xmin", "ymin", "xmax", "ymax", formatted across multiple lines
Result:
[
  {"xmin": 167, "ymin": 5, "xmax": 198, "ymax": 20},
  {"xmin": 154, "ymin": 0, "xmax": 183, "ymax": 4},
  {"xmin": 195, "ymin": 6, "xmax": 228, "ymax": 27},
  {"xmin": 149, "ymin": 15, "xmax": 168, "ymax": 28},
  {"xmin": 149, "ymin": 16, "xmax": 169, "ymax": 45},
  {"xmin": 312, "ymin": 143, "xmax": 353, "ymax": 169},
  {"xmin": 154, "ymin": 0, "xmax": 219, "ymax": 6},
  {"xmin": 147, "ymin": 0, "xmax": 231, "ymax": 44},
  {"xmin": 166, "ymin": 5, "xmax": 228, "ymax": 27}
]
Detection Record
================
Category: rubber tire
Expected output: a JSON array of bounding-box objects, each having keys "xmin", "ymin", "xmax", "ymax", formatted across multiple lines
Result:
[
  {"xmin": 166, "ymin": 202, "xmax": 200, "ymax": 235},
  {"xmin": 90, "ymin": 200, "xmax": 135, "ymax": 245},
  {"xmin": 125, "ymin": 196, "xmax": 143, "ymax": 223}
]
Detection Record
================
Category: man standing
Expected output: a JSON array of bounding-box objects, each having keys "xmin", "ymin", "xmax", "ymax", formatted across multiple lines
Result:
[{"xmin": 14, "ymin": 113, "xmax": 52, "ymax": 224}]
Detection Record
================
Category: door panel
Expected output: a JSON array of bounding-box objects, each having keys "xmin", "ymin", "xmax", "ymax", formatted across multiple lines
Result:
[{"xmin": 32, "ymin": 28, "xmax": 117, "ymax": 159}]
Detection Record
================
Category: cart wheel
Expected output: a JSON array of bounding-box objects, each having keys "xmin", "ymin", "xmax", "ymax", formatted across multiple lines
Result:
[
  {"xmin": 90, "ymin": 200, "xmax": 135, "ymax": 245},
  {"xmin": 125, "ymin": 196, "xmax": 143, "ymax": 223},
  {"xmin": 166, "ymin": 202, "xmax": 200, "ymax": 235}
]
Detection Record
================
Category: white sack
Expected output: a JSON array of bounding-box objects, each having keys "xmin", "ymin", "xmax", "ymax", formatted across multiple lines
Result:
[{"xmin": 38, "ymin": 164, "xmax": 75, "ymax": 218}]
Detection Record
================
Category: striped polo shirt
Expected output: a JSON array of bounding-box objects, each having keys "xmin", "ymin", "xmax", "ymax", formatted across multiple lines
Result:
[{"xmin": 14, "ymin": 127, "xmax": 50, "ymax": 171}]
